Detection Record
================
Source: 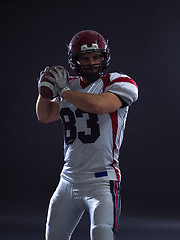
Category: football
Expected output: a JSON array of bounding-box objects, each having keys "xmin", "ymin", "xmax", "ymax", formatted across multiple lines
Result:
[{"xmin": 39, "ymin": 66, "xmax": 58, "ymax": 99}]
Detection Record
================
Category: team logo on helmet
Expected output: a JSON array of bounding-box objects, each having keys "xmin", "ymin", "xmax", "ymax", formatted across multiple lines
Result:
[{"xmin": 81, "ymin": 43, "xmax": 99, "ymax": 51}]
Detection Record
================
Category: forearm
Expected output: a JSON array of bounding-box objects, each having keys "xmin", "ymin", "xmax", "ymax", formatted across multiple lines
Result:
[
  {"xmin": 36, "ymin": 95, "xmax": 52, "ymax": 122},
  {"xmin": 62, "ymin": 90, "xmax": 122, "ymax": 114},
  {"xmin": 36, "ymin": 95, "xmax": 60, "ymax": 123}
]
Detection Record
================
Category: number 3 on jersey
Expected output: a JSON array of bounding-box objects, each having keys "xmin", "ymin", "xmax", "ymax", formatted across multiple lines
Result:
[{"xmin": 60, "ymin": 107, "xmax": 100, "ymax": 145}]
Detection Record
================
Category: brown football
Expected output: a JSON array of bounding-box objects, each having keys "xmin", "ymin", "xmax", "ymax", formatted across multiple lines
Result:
[{"xmin": 39, "ymin": 66, "xmax": 58, "ymax": 99}]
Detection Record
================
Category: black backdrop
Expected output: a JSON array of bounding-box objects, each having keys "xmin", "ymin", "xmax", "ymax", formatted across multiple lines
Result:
[{"xmin": 1, "ymin": 0, "xmax": 180, "ymax": 239}]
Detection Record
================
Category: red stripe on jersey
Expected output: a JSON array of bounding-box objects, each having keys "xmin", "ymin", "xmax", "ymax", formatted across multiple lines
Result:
[
  {"xmin": 110, "ymin": 77, "xmax": 138, "ymax": 89},
  {"xmin": 102, "ymin": 74, "xmax": 111, "ymax": 91},
  {"xmin": 109, "ymin": 111, "xmax": 121, "ymax": 182},
  {"xmin": 111, "ymin": 158, "xmax": 121, "ymax": 182},
  {"xmin": 110, "ymin": 111, "xmax": 118, "ymax": 150},
  {"xmin": 102, "ymin": 74, "xmax": 138, "ymax": 90}
]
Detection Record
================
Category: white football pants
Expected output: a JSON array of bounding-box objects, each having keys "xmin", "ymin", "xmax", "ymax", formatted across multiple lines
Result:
[{"xmin": 45, "ymin": 177, "xmax": 121, "ymax": 240}]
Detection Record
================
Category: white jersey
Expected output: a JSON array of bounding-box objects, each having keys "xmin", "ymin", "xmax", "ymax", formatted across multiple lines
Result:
[{"xmin": 57, "ymin": 72, "xmax": 138, "ymax": 183}]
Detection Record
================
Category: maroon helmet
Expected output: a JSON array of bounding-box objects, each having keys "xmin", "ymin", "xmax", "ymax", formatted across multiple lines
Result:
[{"xmin": 67, "ymin": 30, "xmax": 111, "ymax": 81}]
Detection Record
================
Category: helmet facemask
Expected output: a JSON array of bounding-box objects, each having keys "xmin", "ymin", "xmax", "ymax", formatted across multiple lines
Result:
[{"xmin": 70, "ymin": 50, "xmax": 109, "ymax": 82}]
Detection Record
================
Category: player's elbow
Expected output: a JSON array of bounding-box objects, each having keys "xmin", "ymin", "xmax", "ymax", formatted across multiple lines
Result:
[
  {"xmin": 36, "ymin": 112, "xmax": 60, "ymax": 123},
  {"xmin": 36, "ymin": 111, "xmax": 50, "ymax": 123},
  {"xmin": 37, "ymin": 115, "xmax": 49, "ymax": 124}
]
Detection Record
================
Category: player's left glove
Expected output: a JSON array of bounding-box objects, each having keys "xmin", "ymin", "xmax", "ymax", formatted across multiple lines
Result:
[{"xmin": 45, "ymin": 66, "xmax": 71, "ymax": 96}]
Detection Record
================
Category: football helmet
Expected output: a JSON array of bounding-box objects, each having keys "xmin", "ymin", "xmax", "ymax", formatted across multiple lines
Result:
[{"xmin": 67, "ymin": 30, "xmax": 111, "ymax": 82}]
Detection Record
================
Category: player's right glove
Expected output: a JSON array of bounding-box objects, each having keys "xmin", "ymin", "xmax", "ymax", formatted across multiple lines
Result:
[
  {"xmin": 37, "ymin": 66, "xmax": 50, "ymax": 93},
  {"xmin": 45, "ymin": 66, "xmax": 71, "ymax": 96}
]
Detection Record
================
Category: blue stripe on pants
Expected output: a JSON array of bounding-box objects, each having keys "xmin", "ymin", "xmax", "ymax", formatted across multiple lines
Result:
[{"xmin": 110, "ymin": 180, "xmax": 121, "ymax": 234}]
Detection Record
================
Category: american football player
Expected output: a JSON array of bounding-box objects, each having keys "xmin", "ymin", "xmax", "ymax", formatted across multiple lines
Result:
[{"xmin": 36, "ymin": 30, "xmax": 138, "ymax": 240}]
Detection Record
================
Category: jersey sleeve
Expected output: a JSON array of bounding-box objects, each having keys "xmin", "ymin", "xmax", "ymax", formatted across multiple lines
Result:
[{"xmin": 104, "ymin": 72, "xmax": 138, "ymax": 106}]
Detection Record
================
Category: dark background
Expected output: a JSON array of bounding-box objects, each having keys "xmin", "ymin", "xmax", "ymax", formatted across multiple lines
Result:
[{"xmin": 1, "ymin": 0, "xmax": 180, "ymax": 239}]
